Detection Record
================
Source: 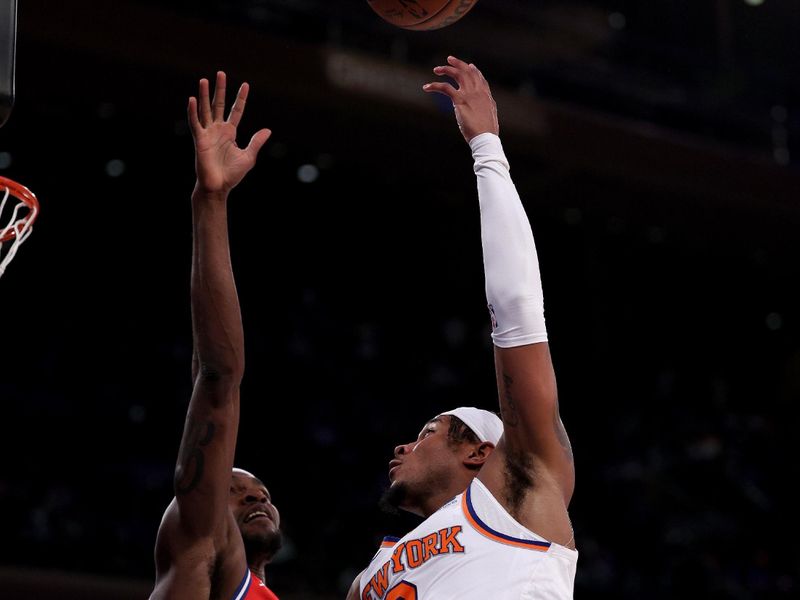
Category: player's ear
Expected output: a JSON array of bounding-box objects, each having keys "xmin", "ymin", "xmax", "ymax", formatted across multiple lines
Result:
[{"xmin": 464, "ymin": 441, "xmax": 494, "ymax": 467}]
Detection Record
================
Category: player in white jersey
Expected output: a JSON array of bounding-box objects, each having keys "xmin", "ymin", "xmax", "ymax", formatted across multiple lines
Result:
[{"xmin": 347, "ymin": 56, "xmax": 577, "ymax": 599}]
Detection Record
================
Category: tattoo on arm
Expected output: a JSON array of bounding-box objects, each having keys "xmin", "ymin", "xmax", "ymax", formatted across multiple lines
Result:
[
  {"xmin": 553, "ymin": 398, "xmax": 573, "ymax": 462},
  {"xmin": 175, "ymin": 418, "xmax": 216, "ymax": 495},
  {"xmin": 501, "ymin": 373, "xmax": 520, "ymax": 427},
  {"xmin": 502, "ymin": 372, "xmax": 572, "ymax": 462}
]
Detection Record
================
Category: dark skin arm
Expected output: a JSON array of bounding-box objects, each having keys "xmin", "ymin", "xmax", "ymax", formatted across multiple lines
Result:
[
  {"xmin": 150, "ymin": 72, "xmax": 271, "ymax": 599},
  {"xmin": 345, "ymin": 571, "xmax": 363, "ymax": 600},
  {"xmin": 424, "ymin": 56, "xmax": 575, "ymax": 548}
]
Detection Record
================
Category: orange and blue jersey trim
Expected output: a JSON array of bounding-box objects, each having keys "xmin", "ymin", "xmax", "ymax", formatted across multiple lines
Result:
[
  {"xmin": 461, "ymin": 484, "xmax": 551, "ymax": 552},
  {"xmin": 232, "ymin": 568, "xmax": 251, "ymax": 600},
  {"xmin": 381, "ymin": 536, "xmax": 400, "ymax": 549}
]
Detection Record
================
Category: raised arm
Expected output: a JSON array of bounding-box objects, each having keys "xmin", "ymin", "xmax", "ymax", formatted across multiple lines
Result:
[
  {"xmin": 175, "ymin": 71, "xmax": 269, "ymax": 533},
  {"xmin": 155, "ymin": 72, "xmax": 270, "ymax": 567},
  {"xmin": 424, "ymin": 57, "xmax": 574, "ymax": 545}
]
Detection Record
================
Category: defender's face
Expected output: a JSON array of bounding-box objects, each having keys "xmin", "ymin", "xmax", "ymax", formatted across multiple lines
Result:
[{"xmin": 229, "ymin": 472, "xmax": 280, "ymax": 538}]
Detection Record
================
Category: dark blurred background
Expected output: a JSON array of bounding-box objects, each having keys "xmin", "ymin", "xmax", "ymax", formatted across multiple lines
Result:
[{"xmin": 1, "ymin": 0, "xmax": 799, "ymax": 598}]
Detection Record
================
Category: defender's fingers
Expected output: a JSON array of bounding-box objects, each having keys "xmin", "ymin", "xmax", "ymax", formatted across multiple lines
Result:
[
  {"xmin": 245, "ymin": 128, "xmax": 272, "ymax": 159},
  {"xmin": 198, "ymin": 78, "xmax": 212, "ymax": 127},
  {"xmin": 211, "ymin": 71, "xmax": 227, "ymax": 121},
  {"xmin": 228, "ymin": 82, "xmax": 249, "ymax": 127},
  {"xmin": 187, "ymin": 96, "xmax": 201, "ymax": 134}
]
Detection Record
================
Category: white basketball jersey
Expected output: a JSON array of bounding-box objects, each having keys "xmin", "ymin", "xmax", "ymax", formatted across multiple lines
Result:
[{"xmin": 359, "ymin": 478, "xmax": 577, "ymax": 599}]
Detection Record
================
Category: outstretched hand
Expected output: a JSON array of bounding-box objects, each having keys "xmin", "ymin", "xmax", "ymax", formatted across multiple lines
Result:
[
  {"xmin": 423, "ymin": 56, "xmax": 499, "ymax": 144},
  {"xmin": 188, "ymin": 71, "xmax": 271, "ymax": 195}
]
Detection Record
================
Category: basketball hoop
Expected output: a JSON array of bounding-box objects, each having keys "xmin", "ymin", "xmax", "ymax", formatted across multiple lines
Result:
[{"xmin": 0, "ymin": 175, "xmax": 38, "ymax": 277}]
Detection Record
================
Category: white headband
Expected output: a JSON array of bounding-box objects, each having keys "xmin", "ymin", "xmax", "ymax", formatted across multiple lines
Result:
[
  {"xmin": 439, "ymin": 407, "xmax": 503, "ymax": 445},
  {"xmin": 232, "ymin": 467, "xmax": 257, "ymax": 479}
]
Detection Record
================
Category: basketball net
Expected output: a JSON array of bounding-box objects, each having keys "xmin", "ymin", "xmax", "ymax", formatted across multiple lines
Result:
[{"xmin": 0, "ymin": 176, "xmax": 38, "ymax": 278}]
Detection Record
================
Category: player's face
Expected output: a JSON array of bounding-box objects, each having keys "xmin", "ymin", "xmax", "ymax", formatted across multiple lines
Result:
[
  {"xmin": 387, "ymin": 416, "xmax": 461, "ymax": 511},
  {"xmin": 229, "ymin": 473, "xmax": 281, "ymax": 540}
]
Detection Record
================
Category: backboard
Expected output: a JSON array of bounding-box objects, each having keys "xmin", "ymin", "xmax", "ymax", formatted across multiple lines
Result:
[{"xmin": 0, "ymin": 0, "xmax": 16, "ymax": 128}]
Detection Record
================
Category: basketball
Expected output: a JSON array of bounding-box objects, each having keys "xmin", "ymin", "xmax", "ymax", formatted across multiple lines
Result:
[{"xmin": 367, "ymin": 0, "xmax": 479, "ymax": 31}]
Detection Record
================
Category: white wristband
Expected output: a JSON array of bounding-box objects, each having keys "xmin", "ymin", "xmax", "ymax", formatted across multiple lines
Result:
[{"xmin": 471, "ymin": 133, "xmax": 547, "ymax": 348}]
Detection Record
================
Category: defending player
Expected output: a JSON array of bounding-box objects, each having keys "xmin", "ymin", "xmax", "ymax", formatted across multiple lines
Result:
[{"xmin": 150, "ymin": 72, "xmax": 281, "ymax": 600}]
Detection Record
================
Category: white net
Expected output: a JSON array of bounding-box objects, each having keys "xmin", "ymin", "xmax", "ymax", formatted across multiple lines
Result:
[{"xmin": 0, "ymin": 184, "xmax": 38, "ymax": 278}]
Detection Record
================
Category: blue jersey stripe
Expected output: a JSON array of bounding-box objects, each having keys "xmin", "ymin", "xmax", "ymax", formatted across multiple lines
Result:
[
  {"xmin": 232, "ymin": 568, "xmax": 251, "ymax": 600},
  {"xmin": 465, "ymin": 484, "xmax": 551, "ymax": 550}
]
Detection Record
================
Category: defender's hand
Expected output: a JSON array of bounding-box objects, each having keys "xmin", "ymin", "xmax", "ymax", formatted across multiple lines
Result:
[{"xmin": 188, "ymin": 71, "xmax": 271, "ymax": 195}]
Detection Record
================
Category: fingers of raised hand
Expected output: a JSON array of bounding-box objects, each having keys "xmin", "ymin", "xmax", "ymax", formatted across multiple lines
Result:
[
  {"xmin": 198, "ymin": 78, "xmax": 212, "ymax": 127},
  {"xmin": 195, "ymin": 72, "xmax": 249, "ymax": 131},
  {"xmin": 446, "ymin": 55, "xmax": 470, "ymax": 69},
  {"xmin": 422, "ymin": 81, "xmax": 458, "ymax": 100},
  {"xmin": 452, "ymin": 56, "xmax": 477, "ymax": 81},
  {"xmin": 211, "ymin": 71, "xmax": 227, "ymax": 121},
  {"xmin": 187, "ymin": 96, "xmax": 201, "ymax": 134},
  {"xmin": 227, "ymin": 82, "xmax": 249, "ymax": 127},
  {"xmin": 432, "ymin": 65, "xmax": 461, "ymax": 89},
  {"xmin": 246, "ymin": 128, "xmax": 272, "ymax": 159},
  {"xmin": 438, "ymin": 56, "xmax": 485, "ymax": 92},
  {"xmin": 463, "ymin": 63, "xmax": 488, "ymax": 93}
]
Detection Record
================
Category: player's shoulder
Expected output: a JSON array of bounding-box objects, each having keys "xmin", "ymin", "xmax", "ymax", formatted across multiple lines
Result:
[
  {"xmin": 154, "ymin": 499, "xmax": 242, "ymax": 572},
  {"xmin": 243, "ymin": 571, "xmax": 282, "ymax": 600},
  {"xmin": 345, "ymin": 569, "xmax": 364, "ymax": 600}
]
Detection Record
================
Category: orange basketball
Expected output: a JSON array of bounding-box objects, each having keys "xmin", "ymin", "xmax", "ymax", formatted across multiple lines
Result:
[{"xmin": 367, "ymin": 0, "xmax": 479, "ymax": 31}]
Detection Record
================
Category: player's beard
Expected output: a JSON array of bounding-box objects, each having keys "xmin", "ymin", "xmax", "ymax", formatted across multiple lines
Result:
[
  {"xmin": 379, "ymin": 463, "xmax": 455, "ymax": 516},
  {"xmin": 379, "ymin": 481, "xmax": 408, "ymax": 515},
  {"xmin": 380, "ymin": 464, "xmax": 455, "ymax": 517},
  {"xmin": 242, "ymin": 528, "xmax": 282, "ymax": 562}
]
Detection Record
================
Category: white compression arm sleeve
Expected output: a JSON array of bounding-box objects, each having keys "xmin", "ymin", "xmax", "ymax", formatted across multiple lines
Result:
[{"xmin": 471, "ymin": 132, "xmax": 547, "ymax": 348}]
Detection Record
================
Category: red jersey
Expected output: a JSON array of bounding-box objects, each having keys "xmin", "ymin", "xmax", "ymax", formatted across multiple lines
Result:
[{"xmin": 232, "ymin": 569, "xmax": 279, "ymax": 600}]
